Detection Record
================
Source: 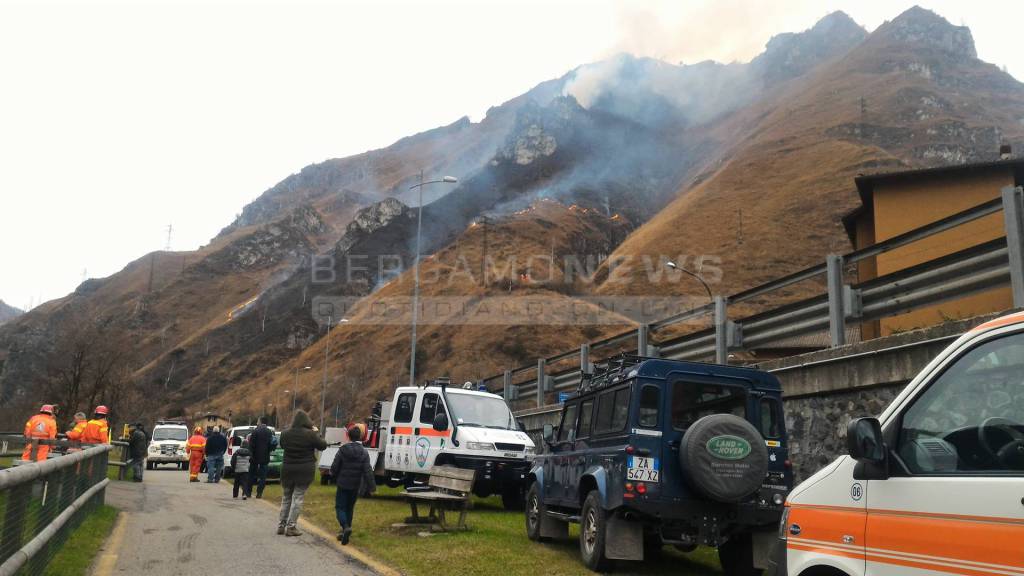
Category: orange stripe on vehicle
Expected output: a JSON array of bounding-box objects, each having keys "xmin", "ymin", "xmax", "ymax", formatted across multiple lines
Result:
[
  {"xmin": 418, "ymin": 429, "xmax": 450, "ymax": 437},
  {"xmin": 868, "ymin": 509, "xmax": 1024, "ymax": 570},
  {"xmin": 788, "ymin": 506, "xmax": 866, "ymax": 548},
  {"xmin": 392, "ymin": 427, "xmax": 413, "ymax": 435},
  {"xmin": 970, "ymin": 311, "xmax": 1024, "ymax": 333}
]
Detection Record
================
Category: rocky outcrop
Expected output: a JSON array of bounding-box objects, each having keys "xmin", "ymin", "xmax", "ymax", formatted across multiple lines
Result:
[
  {"xmin": 753, "ymin": 11, "xmax": 867, "ymax": 83},
  {"xmin": 335, "ymin": 198, "xmax": 414, "ymax": 255},
  {"xmin": 881, "ymin": 6, "xmax": 976, "ymax": 60},
  {"xmin": 0, "ymin": 301, "xmax": 22, "ymax": 326}
]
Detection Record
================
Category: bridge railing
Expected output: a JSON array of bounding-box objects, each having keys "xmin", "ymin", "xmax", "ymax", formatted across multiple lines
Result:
[
  {"xmin": 0, "ymin": 443, "xmax": 112, "ymax": 576},
  {"xmin": 481, "ymin": 186, "xmax": 1024, "ymax": 408}
]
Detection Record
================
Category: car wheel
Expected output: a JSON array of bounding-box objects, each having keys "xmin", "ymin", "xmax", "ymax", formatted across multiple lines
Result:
[
  {"xmin": 320, "ymin": 474, "xmax": 331, "ymax": 486},
  {"xmin": 644, "ymin": 530, "xmax": 663, "ymax": 560},
  {"xmin": 579, "ymin": 491, "xmax": 610, "ymax": 572},
  {"xmin": 502, "ymin": 486, "xmax": 524, "ymax": 511},
  {"xmin": 719, "ymin": 532, "xmax": 761, "ymax": 576},
  {"xmin": 525, "ymin": 483, "xmax": 547, "ymax": 542},
  {"xmin": 146, "ymin": 461, "xmax": 153, "ymax": 471}
]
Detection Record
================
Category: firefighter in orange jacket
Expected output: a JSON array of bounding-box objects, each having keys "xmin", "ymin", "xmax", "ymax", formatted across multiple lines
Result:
[
  {"xmin": 186, "ymin": 427, "xmax": 207, "ymax": 482},
  {"xmin": 22, "ymin": 405, "xmax": 58, "ymax": 461},
  {"xmin": 66, "ymin": 412, "xmax": 88, "ymax": 442},
  {"xmin": 81, "ymin": 406, "xmax": 111, "ymax": 444}
]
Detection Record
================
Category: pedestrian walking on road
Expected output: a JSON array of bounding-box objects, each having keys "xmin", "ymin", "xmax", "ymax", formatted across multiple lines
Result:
[
  {"xmin": 186, "ymin": 427, "xmax": 207, "ymax": 482},
  {"xmin": 205, "ymin": 426, "xmax": 228, "ymax": 483},
  {"xmin": 81, "ymin": 405, "xmax": 111, "ymax": 444},
  {"xmin": 277, "ymin": 410, "xmax": 326, "ymax": 536},
  {"xmin": 128, "ymin": 422, "xmax": 148, "ymax": 482},
  {"xmin": 231, "ymin": 438, "xmax": 253, "ymax": 499},
  {"xmin": 330, "ymin": 424, "xmax": 376, "ymax": 545},
  {"xmin": 22, "ymin": 405, "xmax": 57, "ymax": 462},
  {"xmin": 248, "ymin": 418, "xmax": 275, "ymax": 499}
]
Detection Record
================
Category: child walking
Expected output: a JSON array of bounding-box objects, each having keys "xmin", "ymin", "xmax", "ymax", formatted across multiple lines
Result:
[
  {"xmin": 231, "ymin": 438, "xmax": 253, "ymax": 499},
  {"xmin": 329, "ymin": 424, "xmax": 376, "ymax": 544}
]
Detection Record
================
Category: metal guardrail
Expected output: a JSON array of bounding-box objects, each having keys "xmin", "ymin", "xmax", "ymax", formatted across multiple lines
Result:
[
  {"xmin": 480, "ymin": 186, "xmax": 1024, "ymax": 407},
  {"xmin": 0, "ymin": 444, "xmax": 112, "ymax": 576}
]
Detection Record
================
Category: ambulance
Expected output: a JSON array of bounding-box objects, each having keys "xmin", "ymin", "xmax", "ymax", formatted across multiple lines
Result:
[
  {"xmin": 773, "ymin": 311, "xmax": 1024, "ymax": 576},
  {"xmin": 365, "ymin": 378, "xmax": 536, "ymax": 509}
]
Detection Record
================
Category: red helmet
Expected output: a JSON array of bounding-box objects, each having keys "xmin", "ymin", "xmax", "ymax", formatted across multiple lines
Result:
[
  {"xmin": 40, "ymin": 404, "xmax": 54, "ymax": 414},
  {"xmin": 94, "ymin": 405, "xmax": 109, "ymax": 416}
]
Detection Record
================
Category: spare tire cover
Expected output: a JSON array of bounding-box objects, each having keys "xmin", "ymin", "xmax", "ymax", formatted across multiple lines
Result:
[{"xmin": 679, "ymin": 414, "xmax": 768, "ymax": 503}]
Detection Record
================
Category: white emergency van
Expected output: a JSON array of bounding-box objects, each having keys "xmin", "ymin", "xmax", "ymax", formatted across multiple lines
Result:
[
  {"xmin": 366, "ymin": 378, "xmax": 536, "ymax": 509},
  {"xmin": 773, "ymin": 311, "xmax": 1024, "ymax": 576},
  {"xmin": 147, "ymin": 420, "xmax": 190, "ymax": 469}
]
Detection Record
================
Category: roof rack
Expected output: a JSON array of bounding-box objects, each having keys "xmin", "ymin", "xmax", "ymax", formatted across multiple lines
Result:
[
  {"xmin": 421, "ymin": 376, "xmax": 451, "ymax": 389},
  {"xmin": 578, "ymin": 354, "xmax": 657, "ymax": 396}
]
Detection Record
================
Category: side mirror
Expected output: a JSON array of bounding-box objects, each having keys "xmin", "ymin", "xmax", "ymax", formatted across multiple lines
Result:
[
  {"xmin": 432, "ymin": 412, "xmax": 449, "ymax": 432},
  {"xmin": 847, "ymin": 418, "xmax": 885, "ymax": 463},
  {"xmin": 542, "ymin": 423, "xmax": 554, "ymax": 444},
  {"xmin": 517, "ymin": 420, "xmax": 527, "ymax": 433}
]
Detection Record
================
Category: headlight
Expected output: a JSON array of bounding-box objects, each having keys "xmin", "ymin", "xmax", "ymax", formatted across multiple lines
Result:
[
  {"xmin": 149, "ymin": 445, "xmax": 158, "ymax": 453},
  {"xmin": 466, "ymin": 442, "xmax": 495, "ymax": 451},
  {"xmin": 778, "ymin": 506, "xmax": 791, "ymax": 541},
  {"xmin": 524, "ymin": 446, "xmax": 536, "ymax": 456}
]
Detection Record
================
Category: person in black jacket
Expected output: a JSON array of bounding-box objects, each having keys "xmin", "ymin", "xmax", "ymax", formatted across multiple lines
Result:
[
  {"xmin": 248, "ymin": 419, "xmax": 275, "ymax": 499},
  {"xmin": 277, "ymin": 410, "xmax": 326, "ymax": 536},
  {"xmin": 330, "ymin": 424, "xmax": 376, "ymax": 545},
  {"xmin": 205, "ymin": 427, "xmax": 228, "ymax": 483},
  {"xmin": 230, "ymin": 438, "xmax": 253, "ymax": 499},
  {"xmin": 128, "ymin": 423, "xmax": 148, "ymax": 482}
]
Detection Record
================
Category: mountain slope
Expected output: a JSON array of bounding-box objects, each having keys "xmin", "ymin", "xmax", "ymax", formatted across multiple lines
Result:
[{"xmin": 0, "ymin": 301, "xmax": 21, "ymax": 326}]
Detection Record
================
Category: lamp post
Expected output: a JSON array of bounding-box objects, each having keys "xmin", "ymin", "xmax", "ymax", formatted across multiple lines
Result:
[
  {"xmin": 320, "ymin": 317, "xmax": 348, "ymax": 431},
  {"xmin": 408, "ymin": 172, "xmax": 458, "ymax": 386},
  {"xmin": 279, "ymin": 390, "xmax": 288, "ymax": 427},
  {"xmin": 292, "ymin": 365, "xmax": 310, "ymax": 416},
  {"xmin": 666, "ymin": 260, "xmax": 713, "ymax": 303}
]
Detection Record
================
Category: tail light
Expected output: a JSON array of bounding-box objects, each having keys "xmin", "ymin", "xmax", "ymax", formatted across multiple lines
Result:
[
  {"xmin": 625, "ymin": 445, "xmax": 635, "ymax": 455},
  {"xmin": 625, "ymin": 482, "xmax": 634, "ymax": 492},
  {"xmin": 636, "ymin": 483, "xmax": 647, "ymax": 495},
  {"xmin": 784, "ymin": 459, "xmax": 792, "ymax": 469}
]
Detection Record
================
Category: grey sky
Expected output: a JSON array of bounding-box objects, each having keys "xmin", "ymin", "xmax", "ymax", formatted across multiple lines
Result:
[{"xmin": 1, "ymin": 0, "xmax": 1021, "ymax": 310}]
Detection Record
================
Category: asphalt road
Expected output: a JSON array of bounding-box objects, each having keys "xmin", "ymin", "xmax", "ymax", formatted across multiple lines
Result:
[{"xmin": 95, "ymin": 467, "xmax": 376, "ymax": 576}]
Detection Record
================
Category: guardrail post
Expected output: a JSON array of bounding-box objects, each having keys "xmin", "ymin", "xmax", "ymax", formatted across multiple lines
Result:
[
  {"xmin": 827, "ymin": 254, "xmax": 846, "ymax": 347},
  {"xmin": 714, "ymin": 296, "xmax": 728, "ymax": 364},
  {"xmin": 580, "ymin": 344, "xmax": 591, "ymax": 374},
  {"xmin": 637, "ymin": 324, "xmax": 649, "ymax": 357},
  {"xmin": 1002, "ymin": 186, "xmax": 1024, "ymax": 307},
  {"xmin": 502, "ymin": 370, "xmax": 516, "ymax": 401},
  {"xmin": 536, "ymin": 359, "xmax": 547, "ymax": 407}
]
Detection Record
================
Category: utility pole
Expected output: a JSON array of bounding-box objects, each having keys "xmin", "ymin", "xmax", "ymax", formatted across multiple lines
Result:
[
  {"xmin": 479, "ymin": 215, "xmax": 489, "ymax": 285},
  {"xmin": 165, "ymin": 224, "xmax": 173, "ymax": 251}
]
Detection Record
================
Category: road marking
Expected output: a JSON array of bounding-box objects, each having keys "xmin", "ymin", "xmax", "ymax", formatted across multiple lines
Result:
[
  {"xmin": 254, "ymin": 497, "xmax": 399, "ymax": 576},
  {"xmin": 91, "ymin": 511, "xmax": 127, "ymax": 576}
]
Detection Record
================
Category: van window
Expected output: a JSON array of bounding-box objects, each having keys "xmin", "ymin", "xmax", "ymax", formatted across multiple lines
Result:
[
  {"xmin": 672, "ymin": 382, "xmax": 747, "ymax": 430},
  {"xmin": 595, "ymin": 387, "xmax": 631, "ymax": 434},
  {"xmin": 639, "ymin": 385, "xmax": 660, "ymax": 428},
  {"xmin": 578, "ymin": 399, "xmax": 594, "ymax": 438},
  {"xmin": 152, "ymin": 428, "xmax": 188, "ymax": 442},
  {"xmin": 898, "ymin": 332, "xmax": 1024, "ymax": 474},
  {"xmin": 419, "ymin": 393, "xmax": 440, "ymax": 425},
  {"xmin": 559, "ymin": 403, "xmax": 579, "ymax": 443},
  {"xmin": 394, "ymin": 393, "xmax": 416, "ymax": 423},
  {"xmin": 760, "ymin": 398, "xmax": 781, "ymax": 438}
]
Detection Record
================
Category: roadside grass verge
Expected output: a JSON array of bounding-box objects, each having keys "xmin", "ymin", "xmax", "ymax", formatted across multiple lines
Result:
[
  {"xmin": 260, "ymin": 481, "xmax": 721, "ymax": 576},
  {"xmin": 42, "ymin": 504, "xmax": 118, "ymax": 576}
]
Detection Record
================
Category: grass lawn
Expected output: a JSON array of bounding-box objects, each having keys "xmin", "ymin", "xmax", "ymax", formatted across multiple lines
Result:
[
  {"xmin": 0, "ymin": 456, "xmax": 11, "ymax": 469},
  {"xmin": 261, "ymin": 480, "xmax": 721, "ymax": 576},
  {"xmin": 42, "ymin": 505, "xmax": 118, "ymax": 576}
]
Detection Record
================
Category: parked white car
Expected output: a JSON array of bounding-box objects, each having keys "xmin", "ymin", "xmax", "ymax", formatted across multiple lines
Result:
[{"xmin": 224, "ymin": 425, "xmax": 274, "ymax": 477}]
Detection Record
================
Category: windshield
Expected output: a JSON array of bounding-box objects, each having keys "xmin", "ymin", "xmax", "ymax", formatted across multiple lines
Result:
[
  {"xmin": 231, "ymin": 428, "xmax": 255, "ymax": 440},
  {"xmin": 152, "ymin": 428, "xmax": 187, "ymax": 442},
  {"xmin": 446, "ymin": 393, "xmax": 515, "ymax": 430}
]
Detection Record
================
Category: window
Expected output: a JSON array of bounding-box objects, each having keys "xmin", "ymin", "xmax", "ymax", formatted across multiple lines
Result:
[
  {"xmin": 153, "ymin": 428, "xmax": 188, "ymax": 442},
  {"xmin": 559, "ymin": 403, "xmax": 579, "ymax": 443},
  {"xmin": 394, "ymin": 393, "xmax": 416, "ymax": 423},
  {"xmin": 897, "ymin": 332, "xmax": 1024, "ymax": 474},
  {"xmin": 639, "ymin": 386, "xmax": 660, "ymax": 428},
  {"xmin": 578, "ymin": 400, "xmax": 594, "ymax": 438},
  {"xmin": 420, "ymin": 393, "xmax": 440, "ymax": 425},
  {"xmin": 760, "ymin": 398, "xmax": 781, "ymax": 438},
  {"xmin": 594, "ymin": 387, "xmax": 631, "ymax": 435},
  {"xmin": 671, "ymin": 382, "xmax": 746, "ymax": 430}
]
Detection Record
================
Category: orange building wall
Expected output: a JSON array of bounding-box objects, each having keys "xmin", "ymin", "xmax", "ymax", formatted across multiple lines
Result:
[{"xmin": 872, "ymin": 168, "xmax": 1014, "ymax": 335}]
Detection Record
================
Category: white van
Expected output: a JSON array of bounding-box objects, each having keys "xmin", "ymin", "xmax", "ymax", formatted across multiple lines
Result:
[
  {"xmin": 147, "ymin": 421, "xmax": 190, "ymax": 469},
  {"xmin": 774, "ymin": 311, "xmax": 1024, "ymax": 575},
  {"xmin": 358, "ymin": 379, "xmax": 536, "ymax": 509}
]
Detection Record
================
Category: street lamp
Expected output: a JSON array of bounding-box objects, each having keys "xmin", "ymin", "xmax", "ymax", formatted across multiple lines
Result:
[
  {"xmin": 292, "ymin": 365, "xmax": 310, "ymax": 415},
  {"xmin": 666, "ymin": 261, "xmax": 713, "ymax": 303},
  {"xmin": 408, "ymin": 172, "xmax": 458, "ymax": 386},
  {"xmin": 321, "ymin": 317, "xmax": 348, "ymax": 431}
]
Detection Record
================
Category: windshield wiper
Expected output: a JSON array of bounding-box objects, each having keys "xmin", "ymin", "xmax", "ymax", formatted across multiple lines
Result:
[{"xmin": 459, "ymin": 422, "xmax": 483, "ymax": 428}]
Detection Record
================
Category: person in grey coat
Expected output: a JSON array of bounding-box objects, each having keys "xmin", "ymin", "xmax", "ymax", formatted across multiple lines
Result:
[
  {"xmin": 277, "ymin": 410, "xmax": 326, "ymax": 536},
  {"xmin": 330, "ymin": 425, "xmax": 376, "ymax": 544},
  {"xmin": 230, "ymin": 438, "xmax": 253, "ymax": 499}
]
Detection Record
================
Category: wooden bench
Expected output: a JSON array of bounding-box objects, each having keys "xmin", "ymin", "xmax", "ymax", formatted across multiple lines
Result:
[{"xmin": 401, "ymin": 466, "xmax": 476, "ymax": 531}]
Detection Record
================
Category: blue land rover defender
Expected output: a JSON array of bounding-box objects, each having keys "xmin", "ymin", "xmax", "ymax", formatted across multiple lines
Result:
[{"xmin": 525, "ymin": 357, "xmax": 791, "ymax": 574}]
